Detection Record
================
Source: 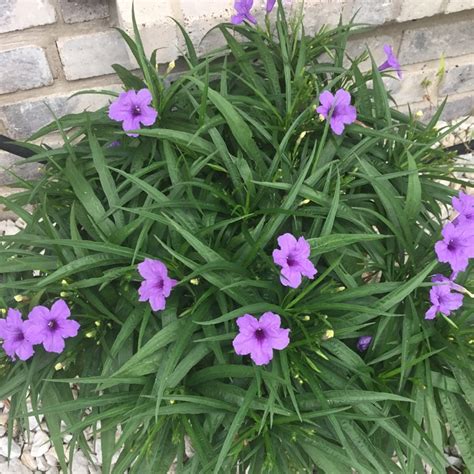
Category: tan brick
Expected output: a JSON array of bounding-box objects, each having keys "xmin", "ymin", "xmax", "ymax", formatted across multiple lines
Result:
[
  {"xmin": 57, "ymin": 31, "xmax": 136, "ymax": 80},
  {"xmin": 0, "ymin": 47, "xmax": 53, "ymax": 95},
  {"xmin": 445, "ymin": 0, "xmax": 474, "ymax": 14},
  {"xmin": 0, "ymin": 0, "xmax": 56, "ymax": 33},
  {"xmin": 116, "ymin": 0, "xmax": 179, "ymax": 63},
  {"xmin": 399, "ymin": 18, "xmax": 474, "ymax": 65},
  {"xmin": 397, "ymin": 0, "xmax": 444, "ymax": 21}
]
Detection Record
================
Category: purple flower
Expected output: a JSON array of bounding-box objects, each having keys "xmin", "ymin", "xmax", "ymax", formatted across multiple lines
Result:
[
  {"xmin": 378, "ymin": 44, "xmax": 402, "ymax": 79},
  {"xmin": 434, "ymin": 222, "xmax": 474, "ymax": 273},
  {"xmin": 425, "ymin": 282, "xmax": 464, "ymax": 320},
  {"xmin": 0, "ymin": 309, "xmax": 35, "ymax": 361},
  {"xmin": 452, "ymin": 191, "xmax": 474, "ymax": 228},
  {"xmin": 316, "ymin": 89, "xmax": 357, "ymax": 135},
  {"xmin": 232, "ymin": 312, "xmax": 290, "ymax": 365},
  {"xmin": 272, "ymin": 233, "xmax": 317, "ymax": 288},
  {"xmin": 231, "ymin": 0, "xmax": 257, "ymax": 25},
  {"xmin": 24, "ymin": 300, "xmax": 79, "ymax": 354},
  {"xmin": 107, "ymin": 140, "xmax": 121, "ymax": 148},
  {"xmin": 431, "ymin": 274, "xmax": 464, "ymax": 293},
  {"xmin": 266, "ymin": 0, "xmax": 277, "ymax": 13},
  {"xmin": 138, "ymin": 259, "xmax": 178, "ymax": 312},
  {"xmin": 108, "ymin": 89, "xmax": 158, "ymax": 137},
  {"xmin": 357, "ymin": 336, "xmax": 372, "ymax": 352}
]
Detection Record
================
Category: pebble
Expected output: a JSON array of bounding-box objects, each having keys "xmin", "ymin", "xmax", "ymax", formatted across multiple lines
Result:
[
  {"xmin": 70, "ymin": 451, "xmax": 89, "ymax": 474},
  {"xmin": 0, "ymin": 458, "xmax": 31, "ymax": 474},
  {"xmin": 30, "ymin": 431, "xmax": 50, "ymax": 458},
  {"xmin": 20, "ymin": 451, "xmax": 37, "ymax": 471},
  {"xmin": 0, "ymin": 437, "xmax": 22, "ymax": 459},
  {"xmin": 36, "ymin": 455, "xmax": 49, "ymax": 472}
]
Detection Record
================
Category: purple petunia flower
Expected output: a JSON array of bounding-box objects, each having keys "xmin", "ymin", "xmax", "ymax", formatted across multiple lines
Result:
[
  {"xmin": 0, "ymin": 309, "xmax": 35, "ymax": 361},
  {"xmin": 272, "ymin": 233, "xmax": 317, "ymax": 288},
  {"xmin": 266, "ymin": 0, "xmax": 277, "ymax": 13},
  {"xmin": 231, "ymin": 0, "xmax": 257, "ymax": 25},
  {"xmin": 378, "ymin": 44, "xmax": 402, "ymax": 79},
  {"xmin": 452, "ymin": 191, "xmax": 474, "ymax": 228},
  {"xmin": 232, "ymin": 312, "xmax": 290, "ymax": 365},
  {"xmin": 434, "ymin": 222, "xmax": 474, "ymax": 273},
  {"xmin": 108, "ymin": 89, "xmax": 158, "ymax": 137},
  {"xmin": 425, "ymin": 281, "xmax": 464, "ymax": 320},
  {"xmin": 357, "ymin": 336, "xmax": 372, "ymax": 352},
  {"xmin": 316, "ymin": 89, "xmax": 357, "ymax": 135},
  {"xmin": 24, "ymin": 300, "xmax": 79, "ymax": 354},
  {"xmin": 138, "ymin": 259, "xmax": 178, "ymax": 312}
]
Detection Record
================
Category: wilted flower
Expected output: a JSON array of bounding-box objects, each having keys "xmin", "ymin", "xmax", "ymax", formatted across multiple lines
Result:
[
  {"xmin": 108, "ymin": 89, "xmax": 158, "ymax": 137},
  {"xmin": 378, "ymin": 44, "xmax": 402, "ymax": 79},
  {"xmin": 425, "ymin": 282, "xmax": 464, "ymax": 320},
  {"xmin": 232, "ymin": 312, "xmax": 290, "ymax": 365},
  {"xmin": 266, "ymin": 0, "xmax": 277, "ymax": 13},
  {"xmin": 272, "ymin": 233, "xmax": 317, "ymax": 288},
  {"xmin": 231, "ymin": 0, "xmax": 257, "ymax": 25},
  {"xmin": 316, "ymin": 89, "xmax": 357, "ymax": 135},
  {"xmin": 24, "ymin": 300, "xmax": 80, "ymax": 353},
  {"xmin": 138, "ymin": 259, "xmax": 178, "ymax": 311},
  {"xmin": 434, "ymin": 222, "xmax": 474, "ymax": 273},
  {"xmin": 0, "ymin": 309, "xmax": 35, "ymax": 361},
  {"xmin": 357, "ymin": 336, "xmax": 372, "ymax": 352},
  {"xmin": 452, "ymin": 191, "xmax": 474, "ymax": 228}
]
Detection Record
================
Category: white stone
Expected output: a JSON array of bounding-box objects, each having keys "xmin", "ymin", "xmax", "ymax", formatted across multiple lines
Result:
[
  {"xmin": 0, "ymin": 437, "xmax": 21, "ymax": 459},
  {"xmin": 31, "ymin": 430, "xmax": 51, "ymax": 458},
  {"xmin": 0, "ymin": 0, "xmax": 56, "ymax": 34},
  {"xmin": 20, "ymin": 450, "xmax": 37, "ymax": 470},
  {"xmin": 36, "ymin": 455, "xmax": 49, "ymax": 471},
  {"xmin": 0, "ymin": 458, "xmax": 31, "ymax": 474},
  {"xmin": 94, "ymin": 438, "xmax": 102, "ymax": 465},
  {"xmin": 70, "ymin": 451, "xmax": 89, "ymax": 474},
  {"xmin": 57, "ymin": 31, "xmax": 136, "ymax": 81}
]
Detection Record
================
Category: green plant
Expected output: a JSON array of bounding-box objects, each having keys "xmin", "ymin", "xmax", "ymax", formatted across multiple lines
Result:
[{"xmin": 1, "ymin": 3, "xmax": 473, "ymax": 473}]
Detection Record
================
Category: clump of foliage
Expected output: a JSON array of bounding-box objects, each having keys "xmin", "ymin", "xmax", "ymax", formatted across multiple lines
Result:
[{"xmin": 0, "ymin": 3, "xmax": 473, "ymax": 473}]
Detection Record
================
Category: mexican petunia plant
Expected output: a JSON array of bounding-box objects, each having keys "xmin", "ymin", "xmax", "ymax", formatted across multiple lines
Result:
[{"xmin": 0, "ymin": 1, "xmax": 473, "ymax": 472}]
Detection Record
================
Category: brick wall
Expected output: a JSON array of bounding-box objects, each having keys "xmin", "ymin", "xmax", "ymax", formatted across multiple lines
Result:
[{"xmin": 1, "ymin": 0, "xmax": 474, "ymax": 187}]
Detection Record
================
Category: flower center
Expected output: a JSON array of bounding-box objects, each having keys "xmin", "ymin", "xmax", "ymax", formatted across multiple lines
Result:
[
  {"xmin": 254, "ymin": 328, "xmax": 266, "ymax": 341},
  {"xmin": 447, "ymin": 239, "xmax": 457, "ymax": 251},
  {"xmin": 131, "ymin": 105, "xmax": 142, "ymax": 117},
  {"xmin": 286, "ymin": 253, "xmax": 298, "ymax": 267},
  {"xmin": 48, "ymin": 320, "xmax": 58, "ymax": 330},
  {"xmin": 13, "ymin": 330, "xmax": 25, "ymax": 343}
]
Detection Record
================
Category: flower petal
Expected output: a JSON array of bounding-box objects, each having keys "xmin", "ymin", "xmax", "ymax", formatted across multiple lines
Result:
[
  {"xmin": 51, "ymin": 299, "xmax": 70, "ymax": 320},
  {"xmin": 334, "ymin": 89, "xmax": 351, "ymax": 107},
  {"xmin": 43, "ymin": 332, "xmax": 65, "ymax": 353},
  {"xmin": 277, "ymin": 233, "xmax": 297, "ymax": 252},
  {"xmin": 58, "ymin": 319, "xmax": 80, "ymax": 338},
  {"xmin": 23, "ymin": 320, "xmax": 47, "ymax": 345},
  {"xmin": 236, "ymin": 314, "xmax": 259, "ymax": 334},
  {"xmin": 250, "ymin": 340, "xmax": 273, "ymax": 365},
  {"xmin": 16, "ymin": 340, "xmax": 34, "ymax": 361},
  {"xmin": 149, "ymin": 293, "xmax": 166, "ymax": 312},
  {"xmin": 268, "ymin": 328, "xmax": 290, "ymax": 350},
  {"xmin": 280, "ymin": 267, "xmax": 302, "ymax": 288},
  {"xmin": 232, "ymin": 332, "xmax": 256, "ymax": 355}
]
